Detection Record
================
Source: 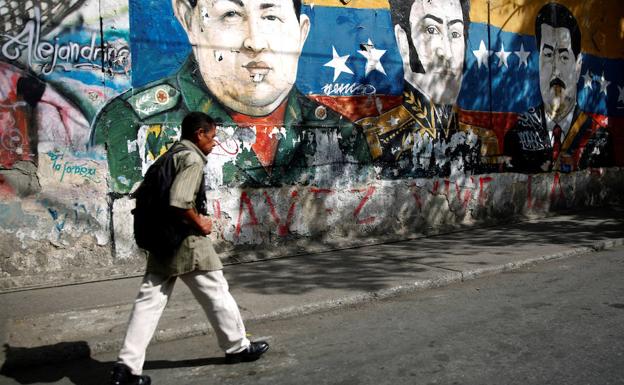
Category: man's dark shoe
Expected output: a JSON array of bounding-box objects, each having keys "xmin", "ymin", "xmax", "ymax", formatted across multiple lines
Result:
[
  {"xmin": 110, "ymin": 363, "xmax": 151, "ymax": 385},
  {"xmin": 225, "ymin": 341, "xmax": 270, "ymax": 364}
]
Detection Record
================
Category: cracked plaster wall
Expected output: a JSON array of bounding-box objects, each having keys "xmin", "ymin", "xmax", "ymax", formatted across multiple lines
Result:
[{"xmin": 110, "ymin": 168, "xmax": 624, "ymax": 265}]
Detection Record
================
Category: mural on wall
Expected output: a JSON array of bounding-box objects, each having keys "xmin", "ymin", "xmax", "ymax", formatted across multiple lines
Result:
[
  {"xmin": 93, "ymin": 0, "xmax": 623, "ymax": 198},
  {"xmin": 503, "ymin": 3, "xmax": 614, "ymax": 173},
  {"xmin": 93, "ymin": 0, "xmax": 371, "ymax": 194},
  {"xmin": 0, "ymin": 0, "xmax": 130, "ymax": 197},
  {"xmin": 0, "ymin": 0, "xmax": 620, "ymax": 200},
  {"xmin": 0, "ymin": 62, "xmax": 90, "ymax": 164},
  {"xmin": 457, "ymin": 0, "xmax": 623, "ymax": 172},
  {"xmin": 0, "ymin": 0, "xmax": 129, "ymax": 268},
  {"xmin": 357, "ymin": 0, "xmax": 486, "ymax": 179},
  {"xmin": 0, "ymin": 0, "xmax": 623, "ymax": 289}
]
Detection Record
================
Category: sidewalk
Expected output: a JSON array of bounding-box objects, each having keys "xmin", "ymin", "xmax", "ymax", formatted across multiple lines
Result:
[{"xmin": 1, "ymin": 207, "xmax": 623, "ymax": 369}]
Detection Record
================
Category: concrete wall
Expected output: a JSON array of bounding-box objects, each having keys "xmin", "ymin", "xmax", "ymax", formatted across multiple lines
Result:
[{"xmin": 1, "ymin": 0, "xmax": 623, "ymax": 291}]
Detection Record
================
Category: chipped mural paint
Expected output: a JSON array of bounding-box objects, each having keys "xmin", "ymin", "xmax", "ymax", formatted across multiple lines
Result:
[{"xmin": 91, "ymin": 0, "xmax": 622, "ymax": 195}]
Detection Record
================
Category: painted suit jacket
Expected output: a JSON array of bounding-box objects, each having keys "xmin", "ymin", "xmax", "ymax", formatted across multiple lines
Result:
[
  {"xmin": 357, "ymin": 83, "xmax": 481, "ymax": 178},
  {"xmin": 503, "ymin": 104, "xmax": 614, "ymax": 174},
  {"xmin": 91, "ymin": 56, "xmax": 371, "ymax": 193}
]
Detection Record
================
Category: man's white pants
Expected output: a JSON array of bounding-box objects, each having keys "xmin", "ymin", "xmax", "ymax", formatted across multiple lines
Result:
[{"xmin": 118, "ymin": 270, "xmax": 250, "ymax": 375}]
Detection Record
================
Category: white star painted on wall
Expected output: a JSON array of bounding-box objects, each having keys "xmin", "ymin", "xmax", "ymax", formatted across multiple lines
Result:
[
  {"xmin": 495, "ymin": 43, "xmax": 511, "ymax": 68},
  {"xmin": 582, "ymin": 70, "xmax": 593, "ymax": 90},
  {"xmin": 598, "ymin": 72, "xmax": 610, "ymax": 95},
  {"xmin": 472, "ymin": 40, "xmax": 491, "ymax": 69},
  {"xmin": 387, "ymin": 115, "xmax": 400, "ymax": 127},
  {"xmin": 514, "ymin": 43, "xmax": 530, "ymax": 68},
  {"xmin": 324, "ymin": 46, "xmax": 354, "ymax": 82},
  {"xmin": 617, "ymin": 85, "xmax": 624, "ymax": 104},
  {"xmin": 357, "ymin": 39, "xmax": 387, "ymax": 76}
]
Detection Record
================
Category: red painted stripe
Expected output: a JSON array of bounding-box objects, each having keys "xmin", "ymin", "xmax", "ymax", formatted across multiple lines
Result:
[
  {"xmin": 308, "ymin": 95, "xmax": 402, "ymax": 122},
  {"xmin": 606, "ymin": 116, "xmax": 624, "ymax": 166},
  {"xmin": 458, "ymin": 110, "xmax": 519, "ymax": 153}
]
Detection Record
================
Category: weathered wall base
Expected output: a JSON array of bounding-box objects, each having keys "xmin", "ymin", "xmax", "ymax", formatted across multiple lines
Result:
[
  {"xmin": 0, "ymin": 153, "xmax": 115, "ymax": 291},
  {"xmin": 2, "ymin": 168, "xmax": 622, "ymax": 291}
]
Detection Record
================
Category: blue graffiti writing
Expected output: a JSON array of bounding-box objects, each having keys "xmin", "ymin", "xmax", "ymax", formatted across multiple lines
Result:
[
  {"xmin": 47, "ymin": 151, "xmax": 98, "ymax": 182},
  {"xmin": 46, "ymin": 207, "xmax": 66, "ymax": 232},
  {"xmin": 321, "ymin": 82, "xmax": 377, "ymax": 96},
  {"xmin": 0, "ymin": 7, "xmax": 129, "ymax": 75},
  {"xmin": 40, "ymin": 199, "xmax": 104, "ymax": 235}
]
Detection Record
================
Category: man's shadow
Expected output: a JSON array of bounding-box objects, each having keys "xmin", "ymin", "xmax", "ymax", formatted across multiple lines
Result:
[{"xmin": 0, "ymin": 342, "xmax": 225, "ymax": 385}]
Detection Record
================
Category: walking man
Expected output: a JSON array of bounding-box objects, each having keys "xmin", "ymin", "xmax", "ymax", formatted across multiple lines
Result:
[{"xmin": 110, "ymin": 112, "xmax": 269, "ymax": 385}]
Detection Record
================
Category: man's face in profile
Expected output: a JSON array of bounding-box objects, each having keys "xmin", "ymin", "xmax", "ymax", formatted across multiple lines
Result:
[
  {"xmin": 397, "ymin": 0, "xmax": 465, "ymax": 105},
  {"xmin": 175, "ymin": 0, "xmax": 310, "ymax": 117},
  {"xmin": 538, "ymin": 23, "xmax": 581, "ymax": 121}
]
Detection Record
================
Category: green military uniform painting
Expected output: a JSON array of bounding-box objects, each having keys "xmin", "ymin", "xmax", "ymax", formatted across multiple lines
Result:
[
  {"xmin": 92, "ymin": 58, "xmax": 369, "ymax": 193},
  {"xmin": 92, "ymin": 0, "xmax": 370, "ymax": 194}
]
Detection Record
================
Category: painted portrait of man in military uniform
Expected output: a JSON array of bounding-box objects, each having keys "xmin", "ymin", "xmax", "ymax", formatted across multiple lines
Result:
[
  {"xmin": 92, "ymin": 0, "xmax": 370, "ymax": 193},
  {"xmin": 503, "ymin": 2, "xmax": 613, "ymax": 174},
  {"xmin": 358, "ymin": 0, "xmax": 481, "ymax": 178}
]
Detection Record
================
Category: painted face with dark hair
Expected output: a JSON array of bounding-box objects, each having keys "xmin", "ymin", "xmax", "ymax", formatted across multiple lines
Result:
[
  {"xmin": 538, "ymin": 24, "xmax": 582, "ymax": 121},
  {"xmin": 395, "ymin": 0, "xmax": 465, "ymax": 104},
  {"xmin": 174, "ymin": 0, "xmax": 310, "ymax": 116}
]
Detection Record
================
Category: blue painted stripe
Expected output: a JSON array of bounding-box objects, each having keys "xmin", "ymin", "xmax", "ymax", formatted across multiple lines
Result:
[
  {"xmin": 296, "ymin": 5, "xmax": 403, "ymax": 96},
  {"xmin": 458, "ymin": 22, "xmax": 624, "ymax": 117},
  {"xmin": 458, "ymin": 23, "xmax": 541, "ymax": 113},
  {"xmin": 129, "ymin": 0, "xmax": 190, "ymax": 87},
  {"xmin": 127, "ymin": 1, "xmax": 624, "ymax": 117}
]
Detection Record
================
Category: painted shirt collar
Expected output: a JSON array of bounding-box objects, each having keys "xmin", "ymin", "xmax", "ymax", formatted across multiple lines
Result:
[{"xmin": 545, "ymin": 106, "xmax": 574, "ymax": 141}]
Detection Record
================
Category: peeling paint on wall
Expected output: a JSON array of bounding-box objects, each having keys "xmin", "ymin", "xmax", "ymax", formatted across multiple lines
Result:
[{"xmin": 0, "ymin": 0, "xmax": 128, "ymax": 289}]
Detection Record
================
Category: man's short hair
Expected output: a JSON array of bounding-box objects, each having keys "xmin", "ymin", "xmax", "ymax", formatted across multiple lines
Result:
[
  {"xmin": 388, "ymin": 0, "xmax": 470, "ymax": 74},
  {"xmin": 535, "ymin": 3, "xmax": 581, "ymax": 58},
  {"xmin": 181, "ymin": 111, "xmax": 215, "ymax": 140},
  {"xmin": 187, "ymin": 0, "xmax": 302, "ymax": 20}
]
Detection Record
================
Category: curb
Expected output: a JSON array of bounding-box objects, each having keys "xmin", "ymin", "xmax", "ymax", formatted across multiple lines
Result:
[{"xmin": 2, "ymin": 237, "xmax": 623, "ymax": 371}]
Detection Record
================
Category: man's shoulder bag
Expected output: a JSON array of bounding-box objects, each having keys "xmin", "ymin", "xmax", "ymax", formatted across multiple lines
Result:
[{"xmin": 131, "ymin": 143, "xmax": 194, "ymax": 258}]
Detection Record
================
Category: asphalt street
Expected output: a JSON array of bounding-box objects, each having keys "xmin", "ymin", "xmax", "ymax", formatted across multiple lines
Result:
[{"xmin": 2, "ymin": 246, "xmax": 623, "ymax": 385}]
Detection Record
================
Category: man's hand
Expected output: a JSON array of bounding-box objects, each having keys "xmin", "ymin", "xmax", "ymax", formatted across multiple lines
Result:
[
  {"xmin": 176, "ymin": 208, "xmax": 212, "ymax": 235},
  {"xmin": 196, "ymin": 214, "xmax": 213, "ymax": 235}
]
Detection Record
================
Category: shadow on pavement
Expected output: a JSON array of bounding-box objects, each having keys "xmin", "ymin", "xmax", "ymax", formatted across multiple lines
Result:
[
  {"xmin": 228, "ymin": 211, "xmax": 624, "ymax": 295},
  {"xmin": 0, "ymin": 342, "xmax": 225, "ymax": 385}
]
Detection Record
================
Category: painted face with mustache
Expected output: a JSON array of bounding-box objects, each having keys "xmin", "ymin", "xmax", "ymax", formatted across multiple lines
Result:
[
  {"xmin": 175, "ymin": 0, "xmax": 310, "ymax": 117},
  {"xmin": 538, "ymin": 24, "xmax": 582, "ymax": 121}
]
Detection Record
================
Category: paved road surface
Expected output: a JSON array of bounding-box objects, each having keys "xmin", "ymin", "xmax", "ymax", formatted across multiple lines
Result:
[{"xmin": 2, "ymin": 247, "xmax": 623, "ymax": 385}]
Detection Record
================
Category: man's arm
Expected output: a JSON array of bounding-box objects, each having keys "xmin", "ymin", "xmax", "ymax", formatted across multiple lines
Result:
[
  {"xmin": 175, "ymin": 208, "xmax": 212, "ymax": 235},
  {"xmin": 169, "ymin": 150, "xmax": 211, "ymax": 234}
]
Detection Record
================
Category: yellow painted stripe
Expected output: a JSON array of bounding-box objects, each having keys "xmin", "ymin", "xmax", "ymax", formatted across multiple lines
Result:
[
  {"xmin": 470, "ymin": 0, "xmax": 623, "ymax": 58},
  {"xmin": 562, "ymin": 112, "xmax": 588, "ymax": 153},
  {"xmin": 303, "ymin": 0, "xmax": 389, "ymax": 10}
]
